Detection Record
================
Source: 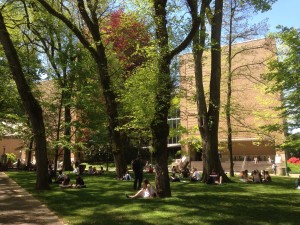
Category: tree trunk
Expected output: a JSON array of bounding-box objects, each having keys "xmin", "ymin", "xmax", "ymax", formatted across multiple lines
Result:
[
  {"xmin": 54, "ymin": 92, "xmax": 63, "ymax": 174},
  {"xmin": 151, "ymin": 0, "xmax": 173, "ymax": 198},
  {"xmin": 151, "ymin": 61, "xmax": 172, "ymax": 198},
  {"xmin": 113, "ymin": 148, "xmax": 126, "ymax": 179},
  {"xmin": 95, "ymin": 61, "xmax": 127, "ymax": 178},
  {"xmin": 226, "ymin": 0, "xmax": 235, "ymax": 177},
  {"xmin": 150, "ymin": 0, "xmax": 202, "ymax": 197},
  {"xmin": 26, "ymin": 137, "xmax": 34, "ymax": 170},
  {"xmin": 205, "ymin": 0, "xmax": 229, "ymax": 182},
  {"xmin": 0, "ymin": 11, "xmax": 49, "ymax": 190},
  {"xmin": 63, "ymin": 103, "xmax": 73, "ymax": 171},
  {"xmin": 191, "ymin": 0, "xmax": 229, "ymax": 182}
]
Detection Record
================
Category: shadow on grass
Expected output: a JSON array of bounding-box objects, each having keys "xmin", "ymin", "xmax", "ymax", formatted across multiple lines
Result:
[{"xmin": 6, "ymin": 171, "xmax": 300, "ymax": 225}]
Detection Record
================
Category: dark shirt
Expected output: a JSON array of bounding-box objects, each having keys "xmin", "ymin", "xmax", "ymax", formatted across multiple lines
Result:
[
  {"xmin": 132, "ymin": 158, "xmax": 144, "ymax": 173},
  {"xmin": 62, "ymin": 177, "xmax": 70, "ymax": 185},
  {"xmin": 76, "ymin": 176, "xmax": 84, "ymax": 186}
]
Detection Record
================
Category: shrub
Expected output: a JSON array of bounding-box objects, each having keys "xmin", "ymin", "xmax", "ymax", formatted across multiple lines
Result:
[{"xmin": 287, "ymin": 157, "xmax": 300, "ymax": 164}]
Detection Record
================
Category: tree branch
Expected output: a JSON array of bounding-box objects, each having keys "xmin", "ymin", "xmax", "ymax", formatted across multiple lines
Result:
[
  {"xmin": 36, "ymin": 0, "xmax": 98, "ymax": 59},
  {"xmin": 169, "ymin": 0, "xmax": 202, "ymax": 58}
]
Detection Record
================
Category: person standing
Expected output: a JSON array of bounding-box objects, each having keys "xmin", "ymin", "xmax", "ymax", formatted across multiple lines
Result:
[
  {"xmin": 272, "ymin": 163, "xmax": 277, "ymax": 175},
  {"xmin": 132, "ymin": 155, "xmax": 144, "ymax": 190}
]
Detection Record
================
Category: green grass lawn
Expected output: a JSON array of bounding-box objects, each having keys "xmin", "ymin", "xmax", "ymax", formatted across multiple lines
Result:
[{"xmin": 6, "ymin": 171, "xmax": 300, "ymax": 225}]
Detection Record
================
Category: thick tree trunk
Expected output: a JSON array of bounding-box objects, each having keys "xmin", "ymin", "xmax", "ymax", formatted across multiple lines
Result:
[
  {"xmin": 0, "ymin": 11, "xmax": 49, "ymax": 190},
  {"xmin": 151, "ymin": 0, "xmax": 173, "ymax": 198},
  {"xmin": 151, "ymin": 63, "xmax": 172, "ymax": 198},
  {"xmin": 113, "ymin": 148, "xmax": 126, "ymax": 179},
  {"xmin": 151, "ymin": 114, "xmax": 171, "ymax": 198},
  {"xmin": 205, "ymin": 0, "xmax": 229, "ymax": 182},
  {"xmin": 151, "ymin": 0, "xmax": 202, "ymax": 197}
]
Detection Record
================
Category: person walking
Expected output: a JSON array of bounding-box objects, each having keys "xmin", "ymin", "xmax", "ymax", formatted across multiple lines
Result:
[{"xmin": 132, "ymin": 155, "xmax": 144, "ymax": 190}]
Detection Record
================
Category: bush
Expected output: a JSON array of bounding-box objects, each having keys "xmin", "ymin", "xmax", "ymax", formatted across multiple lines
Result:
[
  {"xmin": 287, "ymin": 162, "xmax": 300, "ymax": 174},
  {"xmin": 6, "ymin": 153, "xmax": 16, "ymax": 163},
  {"xmin": 287, "ymin": 157, "xmax": 300, "ymax": 164}
]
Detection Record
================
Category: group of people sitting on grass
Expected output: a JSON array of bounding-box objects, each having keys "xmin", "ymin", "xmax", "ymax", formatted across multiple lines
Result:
[
  {"xmin": 169, "ymin": 165, "xmax": 192, "ymax": 182},
  {"xmin": 85, "ymin": 166, "xmax": 105, "ymax": 175},
  {"xmin": 52, "ymin": 171, "xmax": 86, "ymax": 188},
  {"xmin": 169, "ymin": 166, "xmax": 223, "ymax": 184},
  {"xmin": 239, "ymin": 169, "xmax": 272, "ymax": 183}
]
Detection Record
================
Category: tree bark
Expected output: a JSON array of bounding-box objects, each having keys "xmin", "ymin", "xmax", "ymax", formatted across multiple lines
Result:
[
  {"xmin": 26, "ymin": 137, "xmax": 34, "ymax": 170},
  {"xmin": 205, "ymin": 0, "xmax": 229, "ymax": 182},
  {"xmin": 151, "ymin": 59, "xmax": 172, "ymax": 198},
  {"xmin": 0, "ymin": 11, "xmax": 49, "ymax": 190},
  {"xmin": 63, "ymin": 102, "xmax": 73, "ymax": 171}
]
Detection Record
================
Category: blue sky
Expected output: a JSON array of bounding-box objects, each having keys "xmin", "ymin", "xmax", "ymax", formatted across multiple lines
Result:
[{"xmin": 253, "ymin": 0, "xmax": 300, "ymax": 32}]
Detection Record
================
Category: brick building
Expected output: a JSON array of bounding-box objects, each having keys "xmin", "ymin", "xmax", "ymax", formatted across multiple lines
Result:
[{"xmin": 179, "ymin": 38, "xmax": 284, "ymax": 162}]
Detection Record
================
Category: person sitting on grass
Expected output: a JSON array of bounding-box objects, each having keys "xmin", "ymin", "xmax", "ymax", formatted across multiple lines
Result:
[
  {"xmin": 181, "ymin": 167, "xmax": 190, "ymax": 178},
  {"xmin": 59, "ymin": 174, "xmax": 71, "ymax": 188},
  {"xmin": 87, "ymin": 166, "xmax": 94, "ymax": 175},
  {"xmin": 126, "ymin": 179, "xmax": 156, "ymax": 199},
  {"xmin": 190, "ymin": 168, "xmax": 200, "ymax": 182},
  {"xmin": 98, "ymin": 166, "xmax": 105, "ymax": 175},
  {"xmin": 170, "ymin": 174, "xmax": 181, "ymax": 182},
  {"xmin": 171, "ymin": 165, "xmax": 177, "ymax": 177},
  {"xmin": 239, "ymin": 170, "xmax": 248, "ymax": 182},
  {"xmin": 252, "ymin": 170, "xmax": 262, "ymax": 183},
  {"xmin": 92, "ymin": 167, "xmax": 97, "ymax": 174},
  {"xmin": 207, "ymin": 170, "xmax": 223, "ymax": 185},
  {"xmin": 73, "ymin": 174, "xmax": 86, "ymax": 188},
  {"xmin": 123, "ymin": 170, "xmax": 131, "ymax": 181},
  {"xmin": 263, "ymin": 171, "xmax": 272, "ymax": 183},
  {"xmin": 55, "ymin": 170, "xmax": 65, "ymax": 184}
]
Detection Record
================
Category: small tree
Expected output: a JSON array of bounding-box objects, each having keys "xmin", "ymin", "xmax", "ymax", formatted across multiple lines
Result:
[{"xmin": 222, "ymin": 0, "xmax": 273, "ymax": 177}]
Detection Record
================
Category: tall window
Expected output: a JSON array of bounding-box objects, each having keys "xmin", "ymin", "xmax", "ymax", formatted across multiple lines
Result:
[{"xmin": 168, "ymin": 108, "xmax": 180, "ymax": 145}]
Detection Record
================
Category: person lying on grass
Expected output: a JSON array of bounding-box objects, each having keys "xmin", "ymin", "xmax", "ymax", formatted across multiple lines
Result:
[{"xmin": 126, "ymin": 179, "xmax": 156, "ymax": 199}]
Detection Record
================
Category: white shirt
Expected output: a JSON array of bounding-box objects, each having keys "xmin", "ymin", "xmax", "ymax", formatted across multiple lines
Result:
[
  {"xmin": 192, "ymin": 171, "xmax": 200, "ymax": 180},
  {"xmin": 143, "ymin": 184, "xmax": 155, "ymax": 198}
]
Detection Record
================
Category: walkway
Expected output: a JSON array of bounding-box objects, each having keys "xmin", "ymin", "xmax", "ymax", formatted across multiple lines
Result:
[{"xmin": 0, "ymin": 172, "xmax": 65, "ymax": 225}]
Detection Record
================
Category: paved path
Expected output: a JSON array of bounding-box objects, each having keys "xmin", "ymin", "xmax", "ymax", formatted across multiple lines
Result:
[{"xmin": 0, "ymin": 172, "xmax": 65, "ymax": 225}]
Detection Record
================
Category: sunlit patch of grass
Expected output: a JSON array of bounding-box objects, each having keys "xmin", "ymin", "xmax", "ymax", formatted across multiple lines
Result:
[{"xmin": 6, "ymin": 171, "xmax": 300, "ymax": 225}]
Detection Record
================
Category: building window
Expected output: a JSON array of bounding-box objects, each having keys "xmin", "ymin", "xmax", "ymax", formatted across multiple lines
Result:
[{"xmin": 168, "ymin": 108, "xmax": 180, "ymax": 145}]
